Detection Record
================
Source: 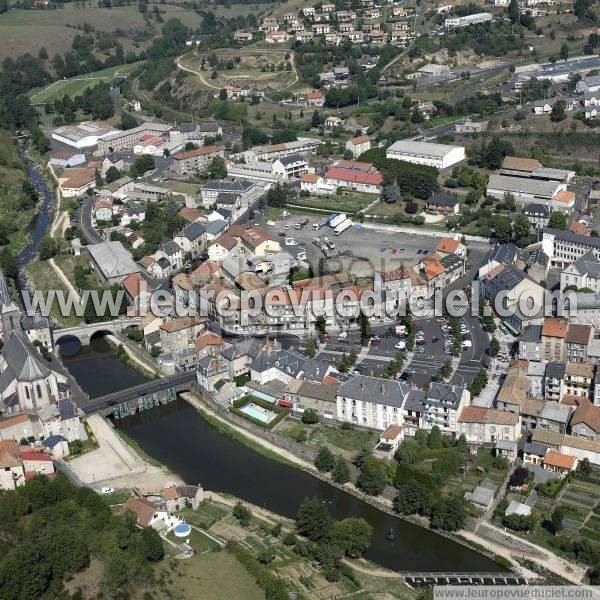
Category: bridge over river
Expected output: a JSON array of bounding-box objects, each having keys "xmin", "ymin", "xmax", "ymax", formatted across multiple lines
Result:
[
  {"xmin": 77, "ymin": 371, "xmax": 197, "ymax": 417},
  {"xmin": 399, "ymin": 572, "xmax": 534, "ymax": 585}
]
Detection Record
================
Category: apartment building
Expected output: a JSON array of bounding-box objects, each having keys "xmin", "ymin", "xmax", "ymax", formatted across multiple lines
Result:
[
  {"xmin": 423, "ymin": 383, "xmax": 470, "ymax": 433},
  {"xmin": 457, "ymin": 406, "xmax": 521, "ymax": 445},
  {"xmin": 336, "ymin": 375, "xmax": 409, "ymax": 430}
]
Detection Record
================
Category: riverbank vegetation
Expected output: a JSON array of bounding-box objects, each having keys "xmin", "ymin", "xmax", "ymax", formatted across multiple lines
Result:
[{"xmin": 0, "ymin": 130, "xmax": 39, "ymax": 262}]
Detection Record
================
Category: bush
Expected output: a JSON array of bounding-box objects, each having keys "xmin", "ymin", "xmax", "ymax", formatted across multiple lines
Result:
[{"xmin": 302, "ymin": 408, "xmax": 319, "ymax": 424}]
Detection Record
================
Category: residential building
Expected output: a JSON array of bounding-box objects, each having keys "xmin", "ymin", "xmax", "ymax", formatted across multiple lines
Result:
[
  {"xmin": 57, "ymin": 168, "xmax": 96, "ymax": 198},
  {"xmin": 565, "ymin": 324, "xmax": 592, "ymax": 363},
  {"xmin": 576, "ymin": 75, "xmax": 600, "ymax": 93},
  {"xmin": 425, "ymin": 192, "xmax": 460, "ymax": 215},
  {"xmin": 386, "ymin": 140, "xmax": 465, "ymax": 169},
  {"xmin": 538, "ymin": 401, "xmax": 572, "ymax": 434},
  {"xmin": 561, "ymin": 250, "xmax": 600, "ymax": 293},
  {"xmin": 272, "ymin": 154, "xmax": 308, "ymax": 179},
  {"xmin": 345, "ymin": 136, "xmax": 370, "ymax": 158},
  {"xmin": 170, "ymin": 145, "xmax": 224, "ymax": 175},
  {"xmin": 541, "ymin": 317, "xmax": 568, "ymax": 361},
  {"xmin": 544, "ymin": 361, "xmax": 565, "ymax": 402},
  {"xmin": 336, "ymin": 375, "xmax": 408, "ymax": 430},
  {"xmin": 523, "ymin": 203, "xmax": 551, "ymax": 229},
  {"xmin": 323, "ymin": 164, "xmax": 383, "ymax": 194},
  {"xmin": 564, "ymin": 362, "xmax": 595, "ymax": 400},
  {"xmin": 457, "ymin": 406, "xmax": 520, "ymax": 445},
  {"xmin": 570, "ymin": 400, "xmax": 600, "ymax": 442},
  {"xmin": 424, "ymin": 383, "xmax": 470, "ymax": 433},
  {"xmin": 542, "ymin": 228, "xmax": 600, "ymax": 268},
  {"xmin": 285, "ymin": 380, "xmax": 338, "ymax": 419},
  {"xmin": 519, "ymin": 324, "xmax": 542, "ymax": 361},
  {"xmin": 478, "ymin": 243, "xmax": 518, "ymax": 279}
]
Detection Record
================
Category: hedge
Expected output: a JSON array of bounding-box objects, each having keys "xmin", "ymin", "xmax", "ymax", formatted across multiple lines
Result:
[
  {"xmin": 227, "ymin": 542, "xmax": 288, "ymax": 600},
  {"xmin": 229, "ymin": 395, "xmax": 289, "ymax": 430}
]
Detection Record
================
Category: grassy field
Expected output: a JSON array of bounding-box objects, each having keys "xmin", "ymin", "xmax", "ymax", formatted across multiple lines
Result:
[
  {"xmin": 29, "ymin": 63, "xmax": 141, "ymax": 105},
  {"xmin": 292, "ymin": 192, "xmax": 376, "ymax": 215},
  {"xmin": 0, "ymin": 4, "xmax": 204, "ymax": 61},
  {"xmin": 52, "ymin": 253, "xmax": 91, "ymax": 286},
  {"xmin": 177, "ymin": 502, "xmax": 227, "ymax": 529},
  {"xmin": 148, "ymin": 551, "xmax": 264, "ymax": 600},
  {"xmin": 24, "ymin": 259, "xmax": 83, "ymax": 327},
  {"xmin": 180, "ymin": 48, "xmax": 296, "ymax": 92}
]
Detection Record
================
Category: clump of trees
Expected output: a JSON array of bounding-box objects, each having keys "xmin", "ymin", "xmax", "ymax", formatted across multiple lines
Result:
[
  {"xmin": 295, "ymin": 497, "xmax": 372, "ymax": 580},
  {"xmin": 0, "ymin": 475, "xmax": 164, "ymax": 598}
]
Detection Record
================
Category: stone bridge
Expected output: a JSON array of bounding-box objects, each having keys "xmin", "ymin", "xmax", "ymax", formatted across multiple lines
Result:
[{"xmin": 54, "ymin": 317, "xmax": 142, "ymax": 345}]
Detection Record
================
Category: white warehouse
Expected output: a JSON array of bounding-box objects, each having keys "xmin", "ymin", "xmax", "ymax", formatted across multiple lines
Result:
[
  {"xmin": 52, "ymin": 121, "xmax": 120, "ymax": 149},
  {"xmin": 386, "ymin": 140, "xmax": 465, "ymax": 169}
]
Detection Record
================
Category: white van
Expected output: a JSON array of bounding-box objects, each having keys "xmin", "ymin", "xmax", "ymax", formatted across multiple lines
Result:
[
  {"xmin": 461, "ymin": 340, "xmax": 472, "ymax": 350},
  {"xmin": 285, "ymin": 238, "xmax": 297, "ymax": 246}
]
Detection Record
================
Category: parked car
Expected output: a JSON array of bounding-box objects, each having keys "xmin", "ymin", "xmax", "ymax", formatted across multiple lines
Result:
[{"xmin": 101, "ymin": 487, "xmax": 115, "ymax": 495}]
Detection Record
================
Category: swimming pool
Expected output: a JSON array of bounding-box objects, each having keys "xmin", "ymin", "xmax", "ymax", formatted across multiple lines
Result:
[
  {"xmin": 238, "ymin": 402, "xmax": 276, "ymax": 424},
  {"xmin": 173, "ymin": 523, "xmax": 192, "ymax": 537}
]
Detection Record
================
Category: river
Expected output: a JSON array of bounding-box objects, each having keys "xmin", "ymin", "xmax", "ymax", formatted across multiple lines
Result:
[
  {"xmin": 16, "ymin": 139, "xmax": 502, "ymax": 574},
  {"xmin": 16, "ymin": 140, "xmax": 57, "ymax": 289},
  {"xmin": 56, "ymin": 335, "xmax": 502, "ymax": 572}
]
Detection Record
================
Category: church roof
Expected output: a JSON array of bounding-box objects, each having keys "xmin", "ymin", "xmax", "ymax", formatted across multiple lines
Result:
[
  {"xmin": 0, "ymin": 270, "xmax": 18, "ymax": 315},
  {"xmin": 0, "ymin": 333, "xmax": 51, "ymax": 393}
]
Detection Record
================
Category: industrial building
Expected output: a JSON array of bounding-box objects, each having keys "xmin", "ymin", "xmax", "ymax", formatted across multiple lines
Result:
[{"xmin": 385, "ymin": 140, "xmax": 465, "ymax": 169}]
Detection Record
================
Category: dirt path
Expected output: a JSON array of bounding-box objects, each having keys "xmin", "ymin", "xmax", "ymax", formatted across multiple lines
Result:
[
  {"xmin": 176, "ymin": 54, "xmax": 221, "ymax": 90},
  {"xmin": 48, "ymin": 257, "xmax": 82, "ymax": 303},
  {"xmin": 461, "ymin": 523, "xmax": 586, "ymax": 584},
  {"xmin": 176, "ymin": 49, "xmax": 299, "ymax": 91}
]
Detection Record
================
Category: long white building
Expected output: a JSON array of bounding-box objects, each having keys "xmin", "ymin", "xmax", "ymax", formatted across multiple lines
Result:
[{"xmin": 386, "ymin": 140, "xmax": 465, "ymax": 169}]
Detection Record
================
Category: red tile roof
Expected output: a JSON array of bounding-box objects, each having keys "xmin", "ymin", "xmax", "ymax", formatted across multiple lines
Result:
[
  {"xmin": 20, "ymin": 450, "xmax": 52, "ymax": 462},
  {"xmin": 542, "ymin": 317, "xmax": 567, "ymax": 339},
  {"xmin": 544, "ymin": 450, "xmax": 576, "ymax": 470},
  {"xmin": 172, "ymin": 145, "xmax": 223, "ymax": 161},
  {"xmin": 325, "ymin": 167, "xmax": 382, "ymax": 186}
]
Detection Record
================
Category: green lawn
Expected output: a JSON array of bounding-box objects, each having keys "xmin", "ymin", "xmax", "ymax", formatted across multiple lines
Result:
[
  {"xmin": 177, "ymin": 502, "xmax": 227, "ymax": 529},
  {"xmin": 28, "ymin": 63, "xmax": 141, "ymax": 105},
  {"xmin": 167, "ymin": 527, "xmax": 220, "ymax": 553},
  {"xmin": 312, "ymin": 424, "xmax": 378, "ymax": 453},
  {"xmin": 24, "ymin": 260, "xmax": 83, "ymax": 327},
  {"xmin": 291, "ymin": 192, "xmax": 376, "ymax": 215},
  {"xmin": 149, "ymin": 551, "xmax": 264, "ymax": 600}
]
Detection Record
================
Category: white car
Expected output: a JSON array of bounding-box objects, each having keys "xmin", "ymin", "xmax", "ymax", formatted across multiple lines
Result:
[
  {"xmin": 100, "ymin": 487, "xmax": 115, "ymax": 495},
  {"xmin": 338, "ymin": 331, "xmax": 348, "ymax": 340},
  {"xmin": 395, "ymin": 341, "xmax": 406, "ymax": 350},
  {"xmin": 284, "ymin": 224, "xmax": 291, "ymax": 230}
]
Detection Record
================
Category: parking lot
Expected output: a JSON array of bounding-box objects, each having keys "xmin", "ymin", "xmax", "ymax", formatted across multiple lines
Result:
[{"xmin": 260, "ymin": 213, "xmax": 440, "ymax": 276}]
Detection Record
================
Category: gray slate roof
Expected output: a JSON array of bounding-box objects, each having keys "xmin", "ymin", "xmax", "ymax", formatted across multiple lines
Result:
[
  {"xmin": 426, "ymin": 382, "xmax": 465, "ymax": 409},
  {"xmin": 0, "ymin": 333, "xmax": 51, "ymax": 394},
  {"xmin": 338, "ymin": 375, "xmax": 409, "ymax": 408}
]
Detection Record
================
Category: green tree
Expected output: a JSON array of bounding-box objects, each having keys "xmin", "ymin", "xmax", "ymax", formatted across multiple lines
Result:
[
  {"xmin": 560, "ymin": 43, "xmax": 569, "ymax": 61},
  {"xmin": 430, "ymin": 496, "xmax": 466, "ymax": 531},
  {"xmin": 302, "ymin": 408, "xmax": 319, "ymax": 424},
  {"xmin": 359, "ymin": 312, "xmax": 371, "ymax": 346},
  {"xmin": 428, "ymin": 426, "xmax": 443, "ymax": 449},
  {"xmin": 489, "ymin": 337, "xmax": 500, "ymax": 357},
  {"xmin": 296, "ymin": 497, "xmax": 333, "ymax": 543},
  {"xmin": 315, "ymin": 447, "xmax": 336, "ymax": 473},
  {"xmin": 494, "ymin": 216, "xmax": 513, "ymax": 243},
  {"xmin": 207, "ymin": 156, "xmax": 227, "ymax": 179},
  {"xmin": 332, "ymin": 457, "xmax": 351, "ymax": 484},
  {"xmin": 551, "ymin": 506, "xmax": 564, "ymax": 534},
  {"xmin": 551, "ymin": 100, "xmax": 567, "ymax": 123},
  {"xmin": 357, "ymin": 456, "xmax": 388, "ymax": 496},
  {"xmin": 548, "ymin": 211, "xmax": 567, "ymax": 230},
  {"xmin": 513, "ymin": 214, "xmax": 531, "ymax": 247},
  {"xmin": 137, "ymin": 527, "xmax": 164, "ymax": 562},
  {"xmin": 508, "ymin": 0, "xmax": 520, "ymax": 23},
  {"xmin": 315, "ymin": 315, "xmax": 327, "ymax": 342},
  {"xmin": 38, "ymin": 236, "xmax": 59, "ymax": 260},
  {"xmin": 456, "ymin": 433, "xmax": 468, "ymax": 453},
  {"xmin": 396, "ymin": 438, "xmax": 421, "ymax": 465},
  {"xmin": 331, "ymin": 518, "xmax": 373, "ymax": 558},
  {"xmin": 311, "ymin": 110, "xmax": 323, "ymax": 128},
  {"xmin": 394, "ymin": 479, "xmax": 433, "ymax": 515},
  {"xmin": 232, "ymin": 501, "xmax": 252, "ymax": 527},
  {"xmin": 105, "ymin": 166, "xmax": 121, "ymax": 184}
]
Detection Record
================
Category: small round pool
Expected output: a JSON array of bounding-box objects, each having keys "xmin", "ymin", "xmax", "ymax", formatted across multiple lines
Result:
[{"xmin": 173, "ymin": 523, "xmax": 191, "ymax": 538}]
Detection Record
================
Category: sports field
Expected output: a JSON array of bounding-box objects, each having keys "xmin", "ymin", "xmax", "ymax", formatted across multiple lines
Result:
[{"xmin": 28, "ymin": 63, "xmax": 141, "ymax": 105}]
